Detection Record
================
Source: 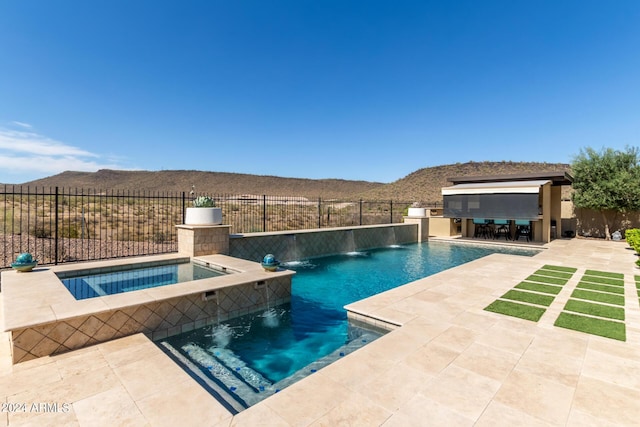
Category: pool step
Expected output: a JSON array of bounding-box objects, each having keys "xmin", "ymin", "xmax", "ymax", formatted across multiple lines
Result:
[{"xmin": 181, "ymin": 343, "xmax": 274, "ymax": 407}]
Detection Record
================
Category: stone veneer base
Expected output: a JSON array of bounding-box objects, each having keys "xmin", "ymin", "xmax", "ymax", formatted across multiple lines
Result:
[{"xmin": 1, "ymin": 254, "xmax": 293, "ymax": 364}]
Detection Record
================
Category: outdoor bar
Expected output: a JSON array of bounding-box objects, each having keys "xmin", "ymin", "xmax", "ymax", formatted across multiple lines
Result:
[{"xmin": 441, "ymin": 171, "xmax": 573, "ymax": 243}]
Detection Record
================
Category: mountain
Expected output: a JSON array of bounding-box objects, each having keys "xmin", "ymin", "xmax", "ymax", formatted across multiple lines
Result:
[
  {"xmin": 356, "ymin": 161, "xmax": 571, "ymax": 203},
  {"xmin": 19, "ymin": 169, "xmax": 384, "ymax": 199},
  {"xmin": 16, "ymin": 161, "xmax": 571, "ymax": 202}
]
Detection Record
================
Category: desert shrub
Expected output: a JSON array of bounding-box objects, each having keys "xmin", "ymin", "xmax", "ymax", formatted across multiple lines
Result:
[
  {"xmin": 32, "ymin": 225, "xmax": 52, "ymax": 238},
  {"xmin": 626, "ymin": 229, "xmax": 640, "ymax": 254}
]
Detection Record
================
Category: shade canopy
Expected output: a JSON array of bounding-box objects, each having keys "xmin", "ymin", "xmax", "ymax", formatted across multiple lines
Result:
[{"xmin": 442, "ymin": 180, "xmax": 550, "ymax": 219}]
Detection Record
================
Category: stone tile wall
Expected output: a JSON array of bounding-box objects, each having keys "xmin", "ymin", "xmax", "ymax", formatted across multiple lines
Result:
[
  {"xmin": 230, "ymin": 224, "xmax": 418, "ymax": 263},
  {"xmin": 10, "ymin": 276, "xmax": 291, "ymax": 364}
]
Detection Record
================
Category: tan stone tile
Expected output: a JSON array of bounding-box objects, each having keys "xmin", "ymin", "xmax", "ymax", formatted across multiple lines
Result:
[
  {"xmin": 356, "ymin": 329, "xmax": 429, "ymax": 363},
  {"xmin": 100, "ymin": 338, "xmax": 164, "ymax": 368},
  {"xmin": 11, "ymin": 364, "xmax": 121, "ymax": 407},
  {"xmin": 309, "ymin": 393, "xmax": 391, "ymax": 427},
  {"xmin": 52, "ymin": 346, "xmax": 110, "ymax": 378},
  {"xmin": 475, "ymin": 323, "xmax": 535, "ymax": 355},
  {"xmin": 573, "ymin": 376, "xmax": 640, "ymax": 425},
  {"xmin": 494, "ymin": 369, "xmax": 574, "ymax": 425},
  {"xmin": 358, "ymin": 363, "xmax": 439, "ymax": 412},
  {"xmin": 230, "ymin": 402, "xmax": 290, "ymax": 426},
  {"xmin": 7, "ymin": 404, "xmax": 78, "ymax": 426},
  {"xmin": 428, "ymin": 325, "xmax": 478, "ymax": 353},
  {"xmin": 73, "ymin": 384, "xmax": 149, "ymax": 427},
  {"xmin": 475, "ymin": 401, "xmax": 553, "ymax": 427},
  {"xmin": 582, "ymin": 348, "xmax": 640, "ymax": 391},
  {"xmin": 587, "ymin": 336, "xmax": 640, "ymax": 360},
  {"xmin": 382, "ymin": 393, "xmax": 474, "ymax": 427},
  {"xmin": 396, "ymin": 315, "xmax": 450, "ymax": 342},
  {"xmin": 263, "ymin": 372, "xmax": 350, "ymax": 426},
  {"xmin": 113, "ymin": 352, "xmax": 189, "ymax": 401},
  {"xmin": 450, "ymin": 310, "xmax": 498, "ymax": 333},
  {"xmin": 566, "ymin": 409, "xmax": 622, "ymax": 427},
  {"xmin": 318, "ymin": 347, "xmax": 395, "ymax": 391},
  {"xmin": 137, "ymin": 378, "xmax": 232, "ymax": 427},
  {"xmin": 453, "ymin": 342, "xmax": 520, "ymax": 382},
  {"xmin": 526, "ymin": 328, "xmax": 588, "ymax": 360},
  {"xmin": 420, "ymin": 364, "xmax": 501, "ymax": 421},
  {"xmin": 0, "ymin": 362, "xmax": 62, "ymax": 397},
  {"xmin": 402, "ymin": 341, "xmax": 460, "ymax": 376}
]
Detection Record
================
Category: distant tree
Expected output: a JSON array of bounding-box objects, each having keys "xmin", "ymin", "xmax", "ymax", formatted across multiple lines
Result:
[{"xmin": 571, "ymin": 146, "xmax": 640, "ymax": 240}]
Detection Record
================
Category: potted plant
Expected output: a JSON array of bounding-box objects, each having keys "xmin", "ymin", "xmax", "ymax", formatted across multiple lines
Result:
[{"xmin": 185, "ymin": 196, "xmax": 223, "ymax": 225}]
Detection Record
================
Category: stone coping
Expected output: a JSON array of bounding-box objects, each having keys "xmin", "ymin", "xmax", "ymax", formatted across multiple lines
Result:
[
  {"xmin": 1, "ymin": 253, "xmax": 294, "ymax": 332},
  {"xmin": 229, "ymin": 222, "xmax": 414, "ymax": 238}
]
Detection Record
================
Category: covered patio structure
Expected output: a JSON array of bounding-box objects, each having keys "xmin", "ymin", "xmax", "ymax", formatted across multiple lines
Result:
[{"xmin": 441, "ymin": 171, "xmax": 573, "ymax": 243}]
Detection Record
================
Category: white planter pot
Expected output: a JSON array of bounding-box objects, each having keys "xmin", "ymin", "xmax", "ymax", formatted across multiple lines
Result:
[
  {"xmin": 185, "ymin": 207, "xmax": 223, "ymax": 225},
  {"xmin": 407, "ymin": 207, "xmax": 427, "ymax": 217}
]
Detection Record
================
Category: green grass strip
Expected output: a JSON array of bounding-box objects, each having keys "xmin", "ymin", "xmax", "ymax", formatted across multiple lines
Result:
[
  {"xmin": 501, "ymin": 290, "xmax": 555, "ymax": 307},
  {"xmin": 635, "ymin": 275, "xmax": 640, "ymax": 282},
  {"xmin": 484, "ymin": 300, "xmax": 546, "ymax": 322},
  {"xmin": 577, "ymin": 281, "xmax": 625, "ymax": 295},
  {"xmin": 581, "ymin": 275, "xmax": 624, "ymax": 287},
  {"xmin": 542, "ymin": 265, "xmax": 577, "ymax": 273},
  {"xmin": 534, "ymin": 269, "xmax": 573, "ymax": 279},
  {"xmin": 571, "ymin": 289, "xmax": 625, "ymax": 306},
  {"xmin": 554, "ymin": 312, "xmax": 625, "ymax": 341},
  {"xmin": 564, "ymin": 300, "xmax": 625, "ymax": 321},
  {"xmin": 584, "ymin": 270, "xmax": 624, "ymax": 279},
  {"xmin": 525, "ymin": 274, "xmax": 568, "ymax": 286},
  {"xmin": 515, "ymin": 281, "xmax": 563, "ymax": 295}
]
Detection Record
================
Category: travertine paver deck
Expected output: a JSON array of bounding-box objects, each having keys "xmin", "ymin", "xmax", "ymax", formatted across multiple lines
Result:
[{"xmin": 2, "ymin": 238, "xmax": 640, "ymax": 426}]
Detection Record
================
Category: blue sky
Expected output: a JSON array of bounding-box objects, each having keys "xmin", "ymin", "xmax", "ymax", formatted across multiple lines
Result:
[{"xmin": 1, "ymin": 1, "xmax": 638, "ymax": 184}]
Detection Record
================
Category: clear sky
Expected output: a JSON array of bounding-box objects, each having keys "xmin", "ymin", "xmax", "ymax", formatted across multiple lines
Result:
[{"xmin": 1, "ymin": 1, "xmax": 638, "ymax": 184}]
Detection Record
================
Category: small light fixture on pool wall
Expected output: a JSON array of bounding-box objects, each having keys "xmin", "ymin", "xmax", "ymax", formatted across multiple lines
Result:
[{"xmin": 261, "ymin": 254, "xmax": 280, "ymax": 272}]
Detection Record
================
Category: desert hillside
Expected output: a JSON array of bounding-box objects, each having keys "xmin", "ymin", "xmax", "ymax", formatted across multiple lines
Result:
[
  {"xmin": 13, "ymin": 161, "xmax": 571, "ymax": 202},
  {"xmin": 18, "ymin": 170, "xmax": 384, "ymax": 200},
  {"xmin": 357, "ymin": 161, "xmax": 571, "ymax": 203}
]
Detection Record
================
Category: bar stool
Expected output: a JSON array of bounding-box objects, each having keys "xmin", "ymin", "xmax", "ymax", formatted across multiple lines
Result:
[
  {"xmin": 493, "ymin": 219, "xmax": 510, "ymax": 240},
  {"xmin": 515, "ymin": 220, "xmax": 531, "ymax": 242}
]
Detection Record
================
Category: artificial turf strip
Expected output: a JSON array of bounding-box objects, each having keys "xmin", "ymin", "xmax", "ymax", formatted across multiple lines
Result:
[
  {"xmin": 525, "ymin": 274, "xmax": 568, "ymax": 286},
  {"xmin": 484, "ymin": 300, "xmax": 546, "ymax": 322},
  {"xmin": 571, "ymin": 289, "xmax": 625, "ymax": 306},
  {"xmin": 576, "ymin": 281, "xmax": 625, "ymax": 295},
  {"xmin": 580, "ymin": 275, "xmax": 624, "ymax": 287},
  {"xmin": 534, "ymin": 269, "xmax": 574, "ymax": 280},
  {"xmin": 515, "ymin": 281, "xmax": 563, "ymax": 295},
  {"xmin": 500, "ymin": 290, "xmax": 555, "ymax": 307},
  {"xmin": 554, "ymin": 312, "xmax": 626, "ymax": 341},
  {"xmin": 584, "ymin": 270, "xmax": 624, "ymax": 279},
  {"xmin": 563, "ymin": 300, "xmax": 625, "ymax": 321},
  {"xmin": 541, "ymin": 265, "xmax": 577, "ymax": 273}
]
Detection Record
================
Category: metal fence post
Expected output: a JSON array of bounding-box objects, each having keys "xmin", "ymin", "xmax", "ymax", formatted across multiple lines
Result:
[
  {"xmin": 181, "ymin": 191, "xmax": 186, "ymax": 224},
  {"xmin": 390, "ymin": 200, "xmax": 393, "ymax": 223},
  {"xmin": 54, "ymin": 187, "xmax": 59, "ymax": 264},
  {"xmin": 318, "ymin": 198, "xmax": 321, "ymax": 228},
  {"xmin": 359, "ymin": 199, "xmax": 363, "ymax": 225},
  {"xmin": 263, "ymin": 195, "xmax": 267, "ymax": 232}
]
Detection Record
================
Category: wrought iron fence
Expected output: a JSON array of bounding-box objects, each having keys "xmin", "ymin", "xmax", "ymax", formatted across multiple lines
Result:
[{"xmin": 1, "ymin": 185, "xmax": 419, "ymax": 268}]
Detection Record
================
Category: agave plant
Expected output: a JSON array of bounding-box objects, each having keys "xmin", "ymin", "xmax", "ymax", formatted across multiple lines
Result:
[{"xmin": 193, "ymin": 196, "xmax": 215, "ymax": 208}]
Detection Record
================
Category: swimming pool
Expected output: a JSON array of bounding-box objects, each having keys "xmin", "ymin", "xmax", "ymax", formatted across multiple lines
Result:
[
  {"xmin": 159, "ymin": 242, "xmax": 539, "ymax": 411},
  {"xmin": 58, "ymin": 261, "xmax": 228, "ymax": 300}
]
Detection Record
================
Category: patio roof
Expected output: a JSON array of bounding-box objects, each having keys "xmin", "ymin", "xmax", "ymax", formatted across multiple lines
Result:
[
  {"xmin": 442, "ymin": 180, "xmax": 551, "ymax": 196},
  {"xmin": 447, "ymin": 170, "xmax": 573, "ymax": 186}
]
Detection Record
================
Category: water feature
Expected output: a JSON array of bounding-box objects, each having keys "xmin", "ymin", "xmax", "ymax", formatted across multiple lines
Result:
[{"xmin": 159, "ymin": 241, "xmax": 539, "ymax": 411}]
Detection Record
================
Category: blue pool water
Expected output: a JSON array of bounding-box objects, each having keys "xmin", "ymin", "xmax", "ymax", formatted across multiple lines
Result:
[
  {"xmin": 59, "ymin": 262, "xmax": 226, "ymax": 300},
  {"xmin": 160, "ymin": 242, "xmax": 538, "ymax": 410}
]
